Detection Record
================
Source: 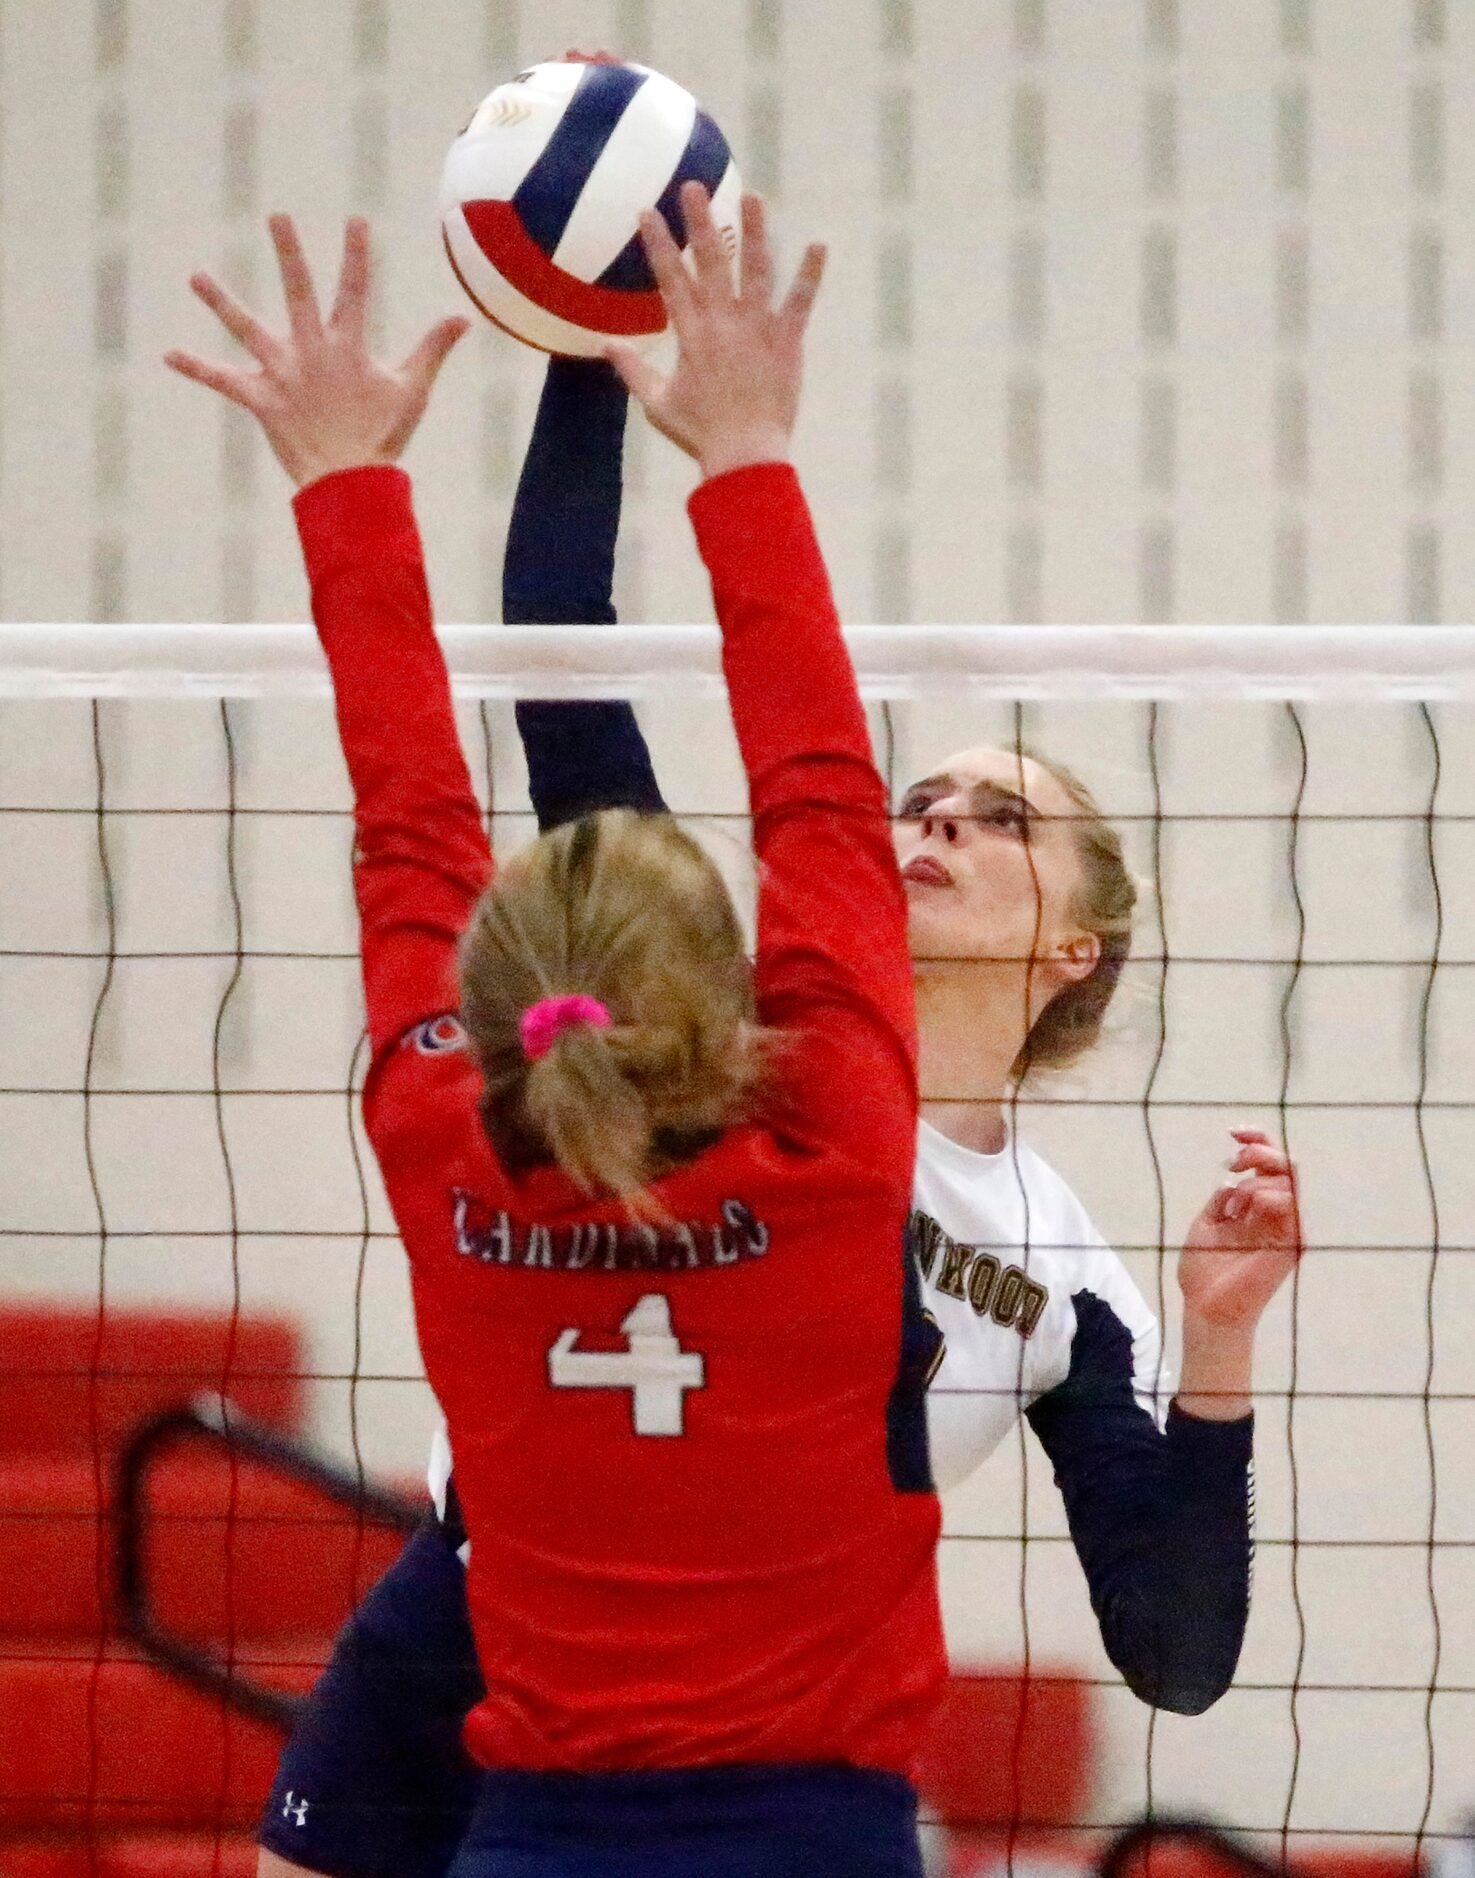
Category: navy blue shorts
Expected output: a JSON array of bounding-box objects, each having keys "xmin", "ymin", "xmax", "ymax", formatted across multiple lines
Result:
[
  {"xmin": 446, "ymin": 1763, "xmax": 924, "ymax": 1878},
  {"xmin": 258, "ymin": 1520, "xmax": 484, "ymax": 1878}
]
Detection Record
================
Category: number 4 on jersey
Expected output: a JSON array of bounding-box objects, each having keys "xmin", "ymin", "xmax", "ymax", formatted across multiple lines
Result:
[{"xmin": 547, "ymin": 1293, "xmax": 705, "ymax": 1436}]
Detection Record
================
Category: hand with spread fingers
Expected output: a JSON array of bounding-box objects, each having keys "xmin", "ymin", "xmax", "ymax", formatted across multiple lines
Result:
[
  {"xmin": 164, "ymin": 214, "xmax": 469, "ymax": 489},
  {"xmin": 605, "ymin": 182, "xmax": 827, "ymax": 482}
]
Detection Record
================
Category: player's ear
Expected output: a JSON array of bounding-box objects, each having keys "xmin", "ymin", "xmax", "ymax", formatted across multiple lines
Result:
[{"xmin": 1053, "ymin": 930, "xmax": 1100, "ymax": 984}]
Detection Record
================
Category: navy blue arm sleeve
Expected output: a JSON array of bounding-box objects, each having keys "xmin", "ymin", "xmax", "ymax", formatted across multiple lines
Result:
[
  {"xmin": 505, "ymin": 356, "xmax": 667, "ymax": 833},
  {"xmin": 1025, "ymin": 1289, "xmax": 1254, "ymax": 1716}
]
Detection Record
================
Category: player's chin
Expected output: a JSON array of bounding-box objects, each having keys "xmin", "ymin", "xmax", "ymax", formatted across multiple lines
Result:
[{"xmin": 904, "ymin": 894, "xmax": 968, "ymax": 967}]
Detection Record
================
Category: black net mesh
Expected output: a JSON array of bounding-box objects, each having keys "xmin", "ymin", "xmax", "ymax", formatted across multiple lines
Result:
[{"xmin": 0, "ymin": 683, "xmax": 1467, "ymax": 1869}]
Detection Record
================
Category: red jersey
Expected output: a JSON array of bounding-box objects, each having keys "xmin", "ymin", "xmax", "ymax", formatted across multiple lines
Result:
[{"xmin": 294, "ymin": 461, "xmax": 944, "ymax": 1778}]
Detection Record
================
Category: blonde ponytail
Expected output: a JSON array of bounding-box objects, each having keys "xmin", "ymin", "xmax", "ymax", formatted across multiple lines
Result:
[
  {"xmin": 460, "ymin": 810, "xmax": 770, "ymax": 1204},
  {"xmin": 520, "ymin": 1022, "xmax": 653, "ymax": 1202}
]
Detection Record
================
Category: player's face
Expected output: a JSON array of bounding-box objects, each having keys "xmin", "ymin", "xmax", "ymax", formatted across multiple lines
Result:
[{"xmin": 894, "ymin": 747, "xmax": 1096, "ymax": 985}]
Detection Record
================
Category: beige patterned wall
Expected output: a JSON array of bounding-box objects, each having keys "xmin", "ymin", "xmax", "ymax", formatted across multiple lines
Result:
[{"xmin": 3, "ymin": 1, "xmax": 1471, "ymax": 631}]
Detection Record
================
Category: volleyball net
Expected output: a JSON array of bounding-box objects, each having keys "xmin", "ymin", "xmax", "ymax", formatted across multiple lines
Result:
[{"xmin": 0, "ymin": 622, "xmax": 1471, "ymax": 1872}]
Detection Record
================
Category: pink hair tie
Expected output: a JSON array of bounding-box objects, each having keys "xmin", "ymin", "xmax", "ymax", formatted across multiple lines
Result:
[{"xmin": 520, "ymin": 994, "xmax": 612, "ymax": 1061}]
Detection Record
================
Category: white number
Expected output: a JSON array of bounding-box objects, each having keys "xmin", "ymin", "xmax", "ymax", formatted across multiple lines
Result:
[{"xmin": 547, "ymin": 1293, "xmax": 705, "ymax": 1437}]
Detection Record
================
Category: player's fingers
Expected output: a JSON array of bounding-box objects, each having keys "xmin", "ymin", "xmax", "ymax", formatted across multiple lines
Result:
[
  {"xmin": 637, "ymin": 209, "xmax": 697, "ymax": 325},
  {"xmin": 1232, "ymin": 1182, "xmax": 1300, "ymax": 1230},
  {"xmin": 603, "ymin": 340, "xmax": 666, "ymax": 411},
  {"xmin": 268, "ymin": 213, "xmax": 325, "ymax": 345},
  {"xmin": 329, "ymin": 216, "xmax": 372, "ymax": 342},
  {"xmin": 189, "ymin": 272, "xmax": 279, "ymax": 364},
  {"xmin": 1229, "ymin": 1142, "xmax": 1292, "ymax": 1177},
  {"xmin": 163, "ymin": 349, "xmax": 262, "ymax": 411},
  {"xmin": 1228, "ymin": 1134, "xmax": 1287, "ymax": 1158},
  {"xmin": 681, "ymin": 180, "xmax": 731, "ymax": 299},
  {"xmin": 738, "ymin": 193, "xmax": 774, "ymax": 308},
  {"xmin": 399, "ymin": 317, "xmax": 470, "ymax": 392},
  {"xmin": 1230, "ymin": 1128, "xmax": 1273, "ymax": 1145},
  {"xmin": 1234, "ymin": 1176, "xmax": 1291, "ymax": 1209},
  {"xmin": 778, "ymin": 241, "xmax": 828, "ymax": 338},
  {"xmin": 1222, "ymin": 1172, "xmax": 1267, "ymax": 1219},
  {"xmin": 1236, "ymin": 1164, "xmax": 1298, "ymax": 1204}
]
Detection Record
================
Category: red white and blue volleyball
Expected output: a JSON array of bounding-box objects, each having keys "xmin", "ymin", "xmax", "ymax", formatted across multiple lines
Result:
[{"xmin": 441, "ymin": 60, "xmax": 742, "ymax": 358}]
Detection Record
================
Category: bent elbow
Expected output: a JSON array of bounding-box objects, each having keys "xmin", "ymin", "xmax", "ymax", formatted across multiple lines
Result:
[
  {"xmin": 1106, "ymin": 1596, "xmax": 1244, "ymax": 1716},
  {"xmin": 1122, "ymin": 1663, "xmax": 1234, "ymax": 1716}
]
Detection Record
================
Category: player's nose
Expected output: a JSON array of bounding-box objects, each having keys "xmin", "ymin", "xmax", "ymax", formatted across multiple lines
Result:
[{"xmin": 921, "ymin": 791, "xmax": 970, "ymax": 845}]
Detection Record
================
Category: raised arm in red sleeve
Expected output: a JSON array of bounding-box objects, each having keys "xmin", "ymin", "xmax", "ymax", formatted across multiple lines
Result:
[
  {"xmin": 294, "ymin": 464, "xmax": 491, "ymax": 1061},
  {"xmin": 688, "ymin": 461, "xmax": 916, "ymax": 1166}
]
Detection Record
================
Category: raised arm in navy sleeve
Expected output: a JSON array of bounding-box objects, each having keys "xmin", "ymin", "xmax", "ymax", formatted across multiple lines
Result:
[
  {"xmin": 1026, "ymin": 1292, "xmax": 1254, "ymax": 1715},
  {"xmin": 505, "ymin": 357, "xmax": 666, "ymax": 833}
]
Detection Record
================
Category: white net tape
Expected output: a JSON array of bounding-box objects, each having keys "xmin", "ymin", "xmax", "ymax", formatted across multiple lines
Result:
[{"xmin": 2, "ymin": 623, "xmax": 1474, "ymax": 700}]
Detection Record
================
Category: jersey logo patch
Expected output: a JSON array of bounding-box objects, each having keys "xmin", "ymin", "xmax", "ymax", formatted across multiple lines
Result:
[{"xmin": 411, "ymin": 1015, "xmax": 467, "ymax": 1056}]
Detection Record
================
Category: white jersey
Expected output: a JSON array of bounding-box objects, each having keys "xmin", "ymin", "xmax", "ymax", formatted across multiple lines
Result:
[
  {"xmin": 910, "ymin": 1118, "xmax": 1168, "ymax": 1493},
  {"xmin": 429, "ymin": 1116, "xmax": 1166, "ymax": 1516}
]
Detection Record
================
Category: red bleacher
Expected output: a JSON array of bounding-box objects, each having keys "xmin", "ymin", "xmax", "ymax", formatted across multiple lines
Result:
[
  {"xmin": 0, "ymin": 1304, "xmax": 1426, "ymax": 1876},
  {"xmin": 0, "ymin": 1306, "xmax": 407, "ymax": 1875}
]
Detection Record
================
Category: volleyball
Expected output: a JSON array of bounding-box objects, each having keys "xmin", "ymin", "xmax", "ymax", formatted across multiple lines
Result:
[{"xmin": 440, "ymin": 59, "xmax": 742, "ymax": 358}]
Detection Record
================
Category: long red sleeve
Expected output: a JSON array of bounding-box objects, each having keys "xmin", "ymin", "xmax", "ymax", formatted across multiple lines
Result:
[
  {"xmin": 304, "ymin": 460, "xmax": 940, "ymax": 1782},
  {"xmin": 293, "ymin": 465, "xmax": 491, "ymax": 1061},
  {"xmin": 688, "ymin": 463, "xmax": 917, "ymax": 1164}
]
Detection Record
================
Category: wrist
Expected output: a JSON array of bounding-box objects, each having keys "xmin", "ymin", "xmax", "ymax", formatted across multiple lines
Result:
[
  {"xmin": 302, "ymin": 453, "xmax": 394, "ymax": 488},
  {"xmin": 698, "ymin": 427, "xmax": 791, "ymax": 482},
  {"xmin": 1177, "ymin": 1316, "xmax": 1256, "ymax": 1422},
  {"xmin": 1182, "ymin": 1312, "xmax": 1256, "ymax": 1357},
  {"xmin": 295, "ymin": 455, "xmax": 396, "ymax": 495}
]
